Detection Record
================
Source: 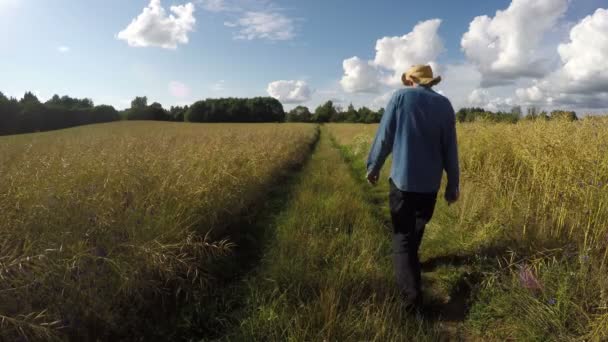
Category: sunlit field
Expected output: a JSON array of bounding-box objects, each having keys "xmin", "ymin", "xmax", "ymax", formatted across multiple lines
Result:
[
  {"xmin": 327, "ymin": 118, "xmax": 608, "ymax": 340},
  {"xmin": 2, "ymin": 118, "xmax": 608, "ymax": 341},
  {"xmin": 0, "ymin": 122, "xmax": 318, "ymax": 340}
]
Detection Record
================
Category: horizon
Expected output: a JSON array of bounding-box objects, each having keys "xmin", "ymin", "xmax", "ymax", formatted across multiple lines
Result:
[{"xmin": 1, "ymin": 0, "xmax": 607, "ymax": 113}]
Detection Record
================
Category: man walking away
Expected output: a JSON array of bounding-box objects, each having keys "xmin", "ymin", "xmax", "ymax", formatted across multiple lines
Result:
[{"xmin": 366, "ymin": 64, "xmax": 460, "ymax": 312}]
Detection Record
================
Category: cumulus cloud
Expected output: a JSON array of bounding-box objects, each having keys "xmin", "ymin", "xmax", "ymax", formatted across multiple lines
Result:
[
  {"xmin": 340, "ymin": 19, "xmax": 444, "ymax": 93},
  {"xmin": 168, "ymin": 81, "xmax": 192, "ymax": 98},
  {"xmin": 340, "ymin": 57, "xmax": 382, "ymax": 93},
  {"xmin": 117, "ymin": 0, "xmax": 196, "ymax": 49},
  {"xmin": 226, "ymin": 11, "xmax": 295, "ymax": 41},
  {"xmin": 515, "ymin": 85, "xmax": 544, "ymax": 103},
  {"xmin": 467, "ymin": 88, "xmax": 515, "ymax": 111},
  {"xmin": 373, "ymin": 19, "xmax": 444, "ymax": 86},
  {"xmin": 557, "ymin": 8, "xmax": 608, "ymax": 93},
  {"xmin": 267, "ymin": 80, "xmax": 312, "ymax": 103},
  {"xmin": 514, "ymin": 8, "xmax": 608, "ymax": 108},
  {"xmin": 461, "ymin": 0, "xmax": 568, "ymax": 87},
  {"xmin": 435, "ymin": 63, "xmax": 482, "ymax": 110}
]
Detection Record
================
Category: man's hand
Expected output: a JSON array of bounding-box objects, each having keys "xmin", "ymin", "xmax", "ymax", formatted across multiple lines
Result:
[
  {"xmin": 445, "ymin": 188, "xmax": 460, "ymax": 205},
  {"xmin": 367, "ymin": 171, "xmax": 379, "ymax": 186}
]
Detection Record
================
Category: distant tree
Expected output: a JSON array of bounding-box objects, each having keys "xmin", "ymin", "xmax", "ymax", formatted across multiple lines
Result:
[
  {"xmin": 526, "ymin": 106, "xmax": 539, "ymax": 120},
  {"xmin": 550, "ymin": 110, "xmax": 578, "ymax": 121},
  {"xmin": 358, "ymin": 107, "xmax": 376, "ymax": 123},
  {"xmin": 313, "ymin": 101, "xmax": 336, "ymax": 123},
  {"xmin": 169, "ymin": 105, "xmax": 188, "ymax": 122},
  {"xmin": 20, "ymin": 91, "xmax": 40, "ymax": 105},
  {"xmin": 454, "ymin": 107, "xmax": 521, "ymax": 124},
  {"xmin": 186, "ymin": 97, "xmax": 284, "ymax": 123},
  {"xmin": 91, "ymin": 105, "xmax": 120, "ymax": 123},
  {"xmin": 0, "ymin": 93, "xmax": 19, "ymax": 135},
  {"xmin": 456, "ymin": 108, "xmax": 468, "ymax": 123},
  {"xmin": 344, "ymin": 103, "xmax": 359, "ymax": 122},
  {"xmin": 510, "ymin": 105, "xmax": 522, "ymax": 119},
  {"xmin": 286, "ymin": 106, "xmax": 312, "ymax": 122},
  {"xmin": 46, "ymin": 95, "xmax": 94, "ymax": 110},
  {"xmin": 330, "ymin": 105, "xmax": 346, "ymax": 122},
  {"xmin": 131, "ymin": 96, "xmax": 148, "ymax": 109}
]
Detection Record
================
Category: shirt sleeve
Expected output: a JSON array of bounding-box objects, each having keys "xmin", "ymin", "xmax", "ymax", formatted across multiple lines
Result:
[
  {"xmin": 442, "ymin": 101, "xmax": 460, "ymax": 193},
  {"xmin": 366, "ymin": 93, "xmax": 398, "ymax": 175}
]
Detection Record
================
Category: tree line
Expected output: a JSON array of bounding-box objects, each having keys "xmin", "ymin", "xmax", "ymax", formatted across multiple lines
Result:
[
  {"xmin": 456, "ymin": 106, "xmax": 578, "ymax": 123},
  {"xmin": 0, "ymin": 92, "xmax": 287, "ymax": 136},
  {"xmin": 0, "ymin": 92, "xmax": 120, "ymax": 135},
  {"xmin": 1, "ymin": 90, "xmax": 582, "ymax": 136},
  {"xmin": 286, "ymin": 101, "xmax": 384, "ymax": 123}
]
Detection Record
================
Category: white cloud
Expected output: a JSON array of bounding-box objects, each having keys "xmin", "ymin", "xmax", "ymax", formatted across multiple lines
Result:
[
  {"xmin": 467, "ymin": 88, "xmax": 490, "ymax": 106},
  {"xmin": 211, "ymin": 80, "xmax": 226, "ymax": 92},
  {"xmin": 340, "ymin": 57, "xmax": 382, "ymax": 94},
  {"xmin": 226, "ymin": 11, "xmax": 295, "ymax": 41},
  {"xmin": 461, "ymin": 0, "xmax": 568, "ymax": 87},
  {"xmin": 168, "ymin": 81, "xmax": 192, "ymax": 99},
  {"xmin": 117, "ymin": 0, "xmax": 196, "ymax": 49},
  {"xmin": 515, "ymin": 85, "xmax": 544, "ymax": 103},
  {"xmin": 467, "ymin": 88, "xmax": 515, "ymax": 111},
  {"xmin": 267, "ymin": 80, "xmax": 312, "ymax": 104},
  {"xmin": 197, "ymin": 0, "xmax": 234, "ymax": 12},
  {"xmin": 57, "ymin": 46, "xmax": 70, "ymax": 53},
  {"xmin": 435, "ymin": 63, "xmax": 482, "ymax": 110},
  {"xmin": 557, "ymin": 8, "xmax": 608, "ymax": 93},
  {"xmin": 340, "ymin": 19, "xmax": 444, "ymax": 93},
  {"xmin": 514, "ymin": 8, "xmax": 608, "ymax": 109},
  {"xmin": 373, "ymin": 19, "xmax": 444, "ymax": 86},
  {"xmin": 372, "ymin": 91, "xmax": 394, "ymax": 108}
]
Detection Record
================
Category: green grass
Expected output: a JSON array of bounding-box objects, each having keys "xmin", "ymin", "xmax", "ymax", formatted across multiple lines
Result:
[{"xmin": 219, "ymin": 128, "xmax": 440, "ymax": 341}]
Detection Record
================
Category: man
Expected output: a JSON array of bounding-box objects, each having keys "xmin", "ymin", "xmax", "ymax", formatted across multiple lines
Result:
[{"xmin": 366, "ymin": 64, "xmax": 460, "ymax": 311}]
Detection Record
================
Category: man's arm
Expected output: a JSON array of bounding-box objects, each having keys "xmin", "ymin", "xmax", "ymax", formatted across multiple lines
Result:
[
  {"xmin": 366, "ymin": 94, "xmax": 398, "ymax": 185},
  {"xmin": 442, "ymin": 102, "xmax": 460, "ymax": 203}
]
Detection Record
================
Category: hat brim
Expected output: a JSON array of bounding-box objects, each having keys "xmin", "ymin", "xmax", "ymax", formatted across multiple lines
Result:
[
  {"xmin": 419, "ymin": 76, "xmax": 442, "ymax": 87},
  {"xmin": 402, "ymin": 74, "xmax": 442, "ymax": 87}
]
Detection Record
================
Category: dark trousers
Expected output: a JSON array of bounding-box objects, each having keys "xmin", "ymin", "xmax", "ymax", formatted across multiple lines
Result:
[{"xmin": 388, "ymin": 179, "xmax": 437, "ymax": 306}]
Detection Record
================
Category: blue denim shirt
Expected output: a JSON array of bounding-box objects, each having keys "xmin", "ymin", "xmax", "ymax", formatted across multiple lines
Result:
[{"xmin": 366, "ymin": 86, "xmax": 459, "ymax": 194}]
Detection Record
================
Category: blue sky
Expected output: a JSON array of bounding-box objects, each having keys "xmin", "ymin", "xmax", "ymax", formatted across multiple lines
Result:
[{"xmin": 1, "ymin": 0, "xmax": 607, "ymax": 112}]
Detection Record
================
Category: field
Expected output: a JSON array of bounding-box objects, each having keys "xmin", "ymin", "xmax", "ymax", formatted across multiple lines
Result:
[
  {"xmin": 328, "ymin": 119, "xmax": 608, "ymax": 340},
  {"xmin": 1, "ymin": 119, "xmax": 608, "ymax": 341},
  {"xmin": 0, "ymin": 122, "xmax": 318, "ymax": 340}
]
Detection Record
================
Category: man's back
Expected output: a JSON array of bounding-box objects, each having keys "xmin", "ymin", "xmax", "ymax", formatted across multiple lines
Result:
[{"xmin": 366, "ymin": 86, "xmax": 459, "ymax": 195}]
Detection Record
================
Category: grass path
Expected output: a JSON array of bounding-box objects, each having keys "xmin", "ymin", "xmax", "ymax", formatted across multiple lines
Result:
[
  {"xmin": 328, "ymin": 131, "xmax": 482, "ymax": 341},
  {"xmin": 206, "ymin": 127, "xmax": 501, "ymax": 341}
]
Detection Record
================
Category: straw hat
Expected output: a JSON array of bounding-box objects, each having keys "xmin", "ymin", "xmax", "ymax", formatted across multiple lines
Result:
[{"xmin": 402, "ymin": 65, "xmax": 442, "ymax": 87}]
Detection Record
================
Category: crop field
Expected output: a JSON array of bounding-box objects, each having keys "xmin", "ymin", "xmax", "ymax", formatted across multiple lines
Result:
[
  {"xmin": 327, "ymin": 119, "xmax": 608, "ymax": 340},
  {"xmin": 1, "ymin": 119, "xmax": 608, "ymax": 341},
  {"xmin": 0, "ymin": 122, "xmax": 318, "ymax": 340}
]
